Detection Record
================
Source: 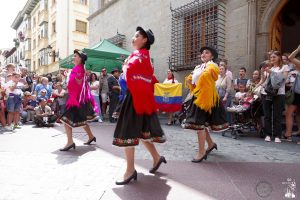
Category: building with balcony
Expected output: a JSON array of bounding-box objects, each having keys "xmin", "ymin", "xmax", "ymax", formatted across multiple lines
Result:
[
  {"xmin": 11, "ymin": 0, "xmax": 90, "ymax": 75},
  {"xmin": 88, "ymin": 0, "xmax": 300, "ymax": 82}
]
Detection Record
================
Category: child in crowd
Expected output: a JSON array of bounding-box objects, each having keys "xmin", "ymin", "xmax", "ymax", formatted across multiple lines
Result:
[
  {"xmin": 5, "ymin": 72, "xmax": 24, "ymax": 131},
  {"xmin": 227, "ymin": 84, "xmax": 254, "ymax": 112}
]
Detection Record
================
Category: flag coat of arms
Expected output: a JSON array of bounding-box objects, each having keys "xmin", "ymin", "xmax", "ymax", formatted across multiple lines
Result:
[{"xmin": 154, "ymin": 83, "xmax": 182, "ymax": 112}]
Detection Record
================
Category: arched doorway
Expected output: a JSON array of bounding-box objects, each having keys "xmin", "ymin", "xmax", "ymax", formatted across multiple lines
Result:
[{"xmin": 269, "ymin": 0, "xmax": 300, "ymax": 53}]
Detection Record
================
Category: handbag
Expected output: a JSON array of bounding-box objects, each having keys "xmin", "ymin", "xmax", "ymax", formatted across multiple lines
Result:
[{"xmin": 285, "ymin": 88, "xmax": 294, "ymax": 105}]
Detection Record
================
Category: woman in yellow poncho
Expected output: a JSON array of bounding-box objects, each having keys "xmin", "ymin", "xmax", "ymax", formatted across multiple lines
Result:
[{"xmin": 183, "ymin": 47, "xmax": 228, "ymax": 163}]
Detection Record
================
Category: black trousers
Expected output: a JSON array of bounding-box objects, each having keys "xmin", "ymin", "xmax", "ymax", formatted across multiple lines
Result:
[
  {"xmin": 109, "ymin": 93, "xmax": 119, "ymax": 121},
  {"xmin": 262, "ymin": 94, "xmax": 285, "ymax": 137}
]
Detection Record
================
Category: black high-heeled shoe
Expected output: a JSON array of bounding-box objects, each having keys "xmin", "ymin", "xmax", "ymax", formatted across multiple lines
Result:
[
  {"xmin": 115, "ymin": 170, "xmax": 137, "ymax": 185},
  {"xmin": 59, "ymin": 143, "xmax": 76, "ymax": 151},
  {"xmin": 84, "ymin": 137, "xmax": 96, "ymax": 145},
  {"xmin": 206, "ymin": 143, "xmax": 218, "ymax": 155},
  {"xmin": 191, "ymin": 154, "xmax": 207, "ymax": 163},
  {"xmin": 149, "ymin": 156, "xmax": 167, "ymax": 173}
]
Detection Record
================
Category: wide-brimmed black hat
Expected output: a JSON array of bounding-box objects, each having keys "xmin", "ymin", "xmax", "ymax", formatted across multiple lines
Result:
[
  {"xmin": 200, "ymin": 46, "xmax": 218, "ymax": 61},
  {"xmin": 74, "ymin": 49, "xmax": 87, "ymax": 63},
  {"xmin": 111, "ymin": 68, "xmax": 119, "ymax": 74},
  {"xmin": 136, "ymin": 26, "xmax": 155, "ymax": 46}
]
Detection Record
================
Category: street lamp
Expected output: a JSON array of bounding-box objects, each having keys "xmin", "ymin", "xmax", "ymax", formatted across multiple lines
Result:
[
  {"xmin": 47, "ymin": 45, "xmax": 59, "ymax": 58},
  {"xmin": 47, "ymin": 45, "xmax": 61, "ymax": 73}
]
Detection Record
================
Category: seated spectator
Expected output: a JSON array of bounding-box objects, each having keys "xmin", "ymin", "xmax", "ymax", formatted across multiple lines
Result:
[
  {"xmin": 227, "ymin": 92, "xmax": 255, "ymax": 112},
  {"xmin": 233, "ymin": 67, "xmax": 249, "ymax": 92},
  {"xmin": 37, "ymin": 89, "xmax": 48, "ymax": 102},
  {"xmin": 34, "ymin": 98, "xmax": 54, "ymax": 127},
  {"xmin": 34, "ymin": 77, "xmax": 52, "ymax": 99},
  {"xmin": 234, "ymin": 84, "xmax": 247, "ymax": 104},
  {"xmin": 246, "ymin": 70, "xmax": 262, "ymax": 97},
  {"xmin": 21, "ymin": 92, "xmax": 37, "ymax": 123}
]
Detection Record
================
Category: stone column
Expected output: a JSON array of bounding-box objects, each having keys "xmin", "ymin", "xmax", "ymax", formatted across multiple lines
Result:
[{"xmin": 247, "ymin": 0, "xmax": 257, "ymax": 71}]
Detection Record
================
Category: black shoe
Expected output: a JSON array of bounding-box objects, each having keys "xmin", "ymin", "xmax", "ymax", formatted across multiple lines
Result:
[
  {"xmin": 84, "ymin": 137, "xmax": 96, "ymax": 145},
  {"xmin": 59, "ymin": 143, "xmax": 76, "ymax": 151},
  {"xmin": 149, "ymin": 156, "xmax": 167, "ymax": 173},
  {"xmin": 206, "ymin": 143, "xmax": 217, "ymax": 155},
  {"xmin": 115, "ymin": 170, "xmax": 137, "ymax": 185},
  {"xmin": 191, "ymin": 154, "xmax": 207, "ymax": 163}
]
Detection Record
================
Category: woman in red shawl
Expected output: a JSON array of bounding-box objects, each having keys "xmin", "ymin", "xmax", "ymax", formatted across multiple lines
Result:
[
  {"xmin": 59, "ymin": 50, "xmax": 98, "ymax": 151},
  {"xmin": 113, "ymin": 27, "xmax": 166, "ymax": 185}
]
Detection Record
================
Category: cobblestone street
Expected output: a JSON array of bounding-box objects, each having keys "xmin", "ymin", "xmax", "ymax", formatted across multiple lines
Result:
[{"xmin": 0, "ymin": 121, "xmax": 299, "ymax": 200}]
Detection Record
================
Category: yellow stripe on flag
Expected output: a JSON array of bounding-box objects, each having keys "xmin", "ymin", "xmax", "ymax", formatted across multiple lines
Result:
[{"xmin": 154, "ymin": 83, "xmax": 182, "ymax": 97}]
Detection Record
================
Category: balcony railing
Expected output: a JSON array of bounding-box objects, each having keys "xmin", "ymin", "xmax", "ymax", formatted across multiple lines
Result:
[
  {"xmin": 24, "ymin": 50, "xmax": 32, "ymax": 60},
  {"xmin": 24, "ymin": 29, "xmax": 31, "ymax": 39},
  {"xmin": 38, "ymin": 37, "xmax": 49, "ymax": 50},
  {"xmin": 38, "ymin": 10, "xmax": 48, "ymax": 25}
]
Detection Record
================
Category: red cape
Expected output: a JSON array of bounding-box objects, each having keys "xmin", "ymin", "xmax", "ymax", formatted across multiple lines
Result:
[{"xmin": 125, "ymin": 49, "xmax": 157, "ymax": 115}]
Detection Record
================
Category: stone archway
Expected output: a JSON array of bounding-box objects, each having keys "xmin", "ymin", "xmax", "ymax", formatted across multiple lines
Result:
[{"xmin": 256, "ymin": 0, "xmax": 289, "ymax": 64}]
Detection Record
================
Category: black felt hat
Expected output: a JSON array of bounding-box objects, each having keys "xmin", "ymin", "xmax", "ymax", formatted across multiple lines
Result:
[
  {"xmin": 74, "ymin": 49, "xmax": 87, "ymax": 63},
  {"xmin": 136, "ymin": 26, "xmax": 155, "ymax": 46},
  {"xmin": 200, "ymin": 46, "xmax": 218, "ymax": 61}
]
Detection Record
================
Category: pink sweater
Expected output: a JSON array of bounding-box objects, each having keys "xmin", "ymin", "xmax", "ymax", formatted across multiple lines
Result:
[{"xmin": 66, "ymin": 64, "xmax": 98, "ymax": 112}]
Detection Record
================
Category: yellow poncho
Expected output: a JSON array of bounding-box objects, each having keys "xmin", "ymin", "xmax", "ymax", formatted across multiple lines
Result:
[{"xmin": 193, "ymin": 62, "xmax": 220, "ymax": 113}]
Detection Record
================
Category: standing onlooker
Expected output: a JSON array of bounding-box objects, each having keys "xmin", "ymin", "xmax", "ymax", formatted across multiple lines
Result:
[
  {"xmin": 34, "ymin": 77, "xmax": 52, "ymax": 99},
  {"xmin": 282, "ymin": 53, "xmax": 295, "ymax": 72},
  {"xmin": 52, "ymin": 82, "xmax": 66, "ymax": 117},
  {"xmin": 20, "ymin": 67, "xmax": 33, "ymax": 92},
  {"xmin": 163, "ymin": 69, "xmax": 179, "ymax": 125},
  {"xmin": 4, "ymin": 63, "xmax": 15, "ymax": 82},
  {"xmin": 260, "ymin": 51, "xmax": 289, "ymax": 143},
  {"xmin": 5, "ymin": 72, "xmax": 23, "ymax": 131},
  {"xmin": 233, "ymin": 67, "xmax": 249, "ymax": 92},
  {"xmin": 0, "ymin": 82, "xmax": 6, "ymax": 131},
  {"xmin": 216, "ymin": 63, "xmax": 232, "ymax": 123},
  {"xmin": 99, "ymin": 67, "xmax": 110, "ymax": 118},
  {"xmin": 108, "ymin": 68, "xmax": 121, "ymax": 123},
  {"xmin": 219, "ymin": 59, "xmax": 233, "ymax": 80},
  {"xmin": 287, "ymin": 44, "xmax": 300, "ymax": 144},
  {"xmin": 89, "ymin": 73, "xmax": 102, "ymax": 122}
]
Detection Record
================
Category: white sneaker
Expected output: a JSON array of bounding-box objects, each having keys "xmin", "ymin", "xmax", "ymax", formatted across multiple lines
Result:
[
  {"xmin": 7, "ymin": 125, "xmax": 14, "ymax": 132},
  {"xmin": 265, "ymin": 136, "xmax": 271, "ymax": 142},
  {"xmin": 98, "ymin": 119, "xmax": 103, "ymax": 123},
  {"xmin": 274, "ymin": 137, "xmax": 281, "ymax": 143}
]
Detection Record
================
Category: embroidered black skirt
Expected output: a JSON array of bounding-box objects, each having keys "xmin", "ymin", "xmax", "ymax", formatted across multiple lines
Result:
[
  {"xmin": 113, "ymin": 91, "xmax": 166, "ymax": 147},
  {"xmin": 61, "ymin": 102, "xmax": 97, "ymax": 128},
  {"xmin": 183, "ymin": 95, "xmax": 228, "ymax": 131}
]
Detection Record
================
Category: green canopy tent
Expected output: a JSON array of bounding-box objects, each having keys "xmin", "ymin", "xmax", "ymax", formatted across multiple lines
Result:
[{"xmin": 59, "ymin": 39, "xmax": 131, "ymax": 72}]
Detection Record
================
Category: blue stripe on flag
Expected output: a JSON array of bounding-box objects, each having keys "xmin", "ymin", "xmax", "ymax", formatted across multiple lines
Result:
[{"xmin": 155, "ymin": 96, "xmax": 182, "ymax": 104}]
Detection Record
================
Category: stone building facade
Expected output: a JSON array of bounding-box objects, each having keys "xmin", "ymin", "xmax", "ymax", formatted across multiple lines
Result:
[
  {"xmin": 88, "ymin": 0, "xmax": 300, "ymax": 82},
  {"xmin": 11, "ymin": 0, "xmax": 90, "ymax": 75}
]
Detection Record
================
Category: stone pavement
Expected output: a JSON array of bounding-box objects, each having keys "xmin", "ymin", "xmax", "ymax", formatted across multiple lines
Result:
[{"xmin": 0, "ymin": 121, "xmax": 299, "ymax": 200}]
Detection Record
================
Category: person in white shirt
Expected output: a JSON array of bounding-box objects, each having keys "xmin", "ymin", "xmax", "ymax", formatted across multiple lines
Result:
[
  {"xmin": 260, "ymin": 51, "xmax": 289, "ymax": 143},
  {"xmin": 163, "ymin": 69, "xmax": 179, "ymax": 125},
  {"xmin": 5, "ymin": 72, "xmax": 24, "ymax": 131},
  {"xmin": 89, "ymin": 73, "xmax": 102, "ymax": 122}
]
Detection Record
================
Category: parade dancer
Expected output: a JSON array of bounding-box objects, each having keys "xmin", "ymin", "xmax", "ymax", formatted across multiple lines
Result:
[
  {"xmin": 113, "ymin": 27, "xmax": 166, "ymax": 185},
  {"xmin": 60, "ymin": 50, "xmax": 98, "ymax": 151},
  {"xmin": 184, "ymin": 47, "xmax": 228, "ymax": 162}
]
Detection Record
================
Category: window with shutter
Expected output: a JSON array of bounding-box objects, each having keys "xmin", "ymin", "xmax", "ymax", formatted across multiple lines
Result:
[
  {"xmin": 170, "ymin": 0, "xmax": 226, "ymax": 71},
  {"xmin": 75, "ymin": 20, "xmax": 87, "ymax": 33}
]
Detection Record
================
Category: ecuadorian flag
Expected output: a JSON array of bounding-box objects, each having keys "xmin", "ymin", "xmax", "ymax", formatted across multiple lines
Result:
[{"xmin": 154, "ymin": 83, "xmax": 182, "ymax": 112}]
